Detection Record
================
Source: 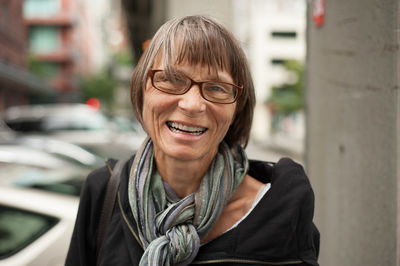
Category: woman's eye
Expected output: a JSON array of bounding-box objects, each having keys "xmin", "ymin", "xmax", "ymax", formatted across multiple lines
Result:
[
  {"xmin": 210, "ymin": 86, "xmax": 223, "ymax": 91},
  {"xmin": 205, "ymin": 84, "xmax": 228, "ymax": 93}
]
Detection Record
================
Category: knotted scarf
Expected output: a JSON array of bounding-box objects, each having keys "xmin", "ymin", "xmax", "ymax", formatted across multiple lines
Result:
[{"xmin": 128, "ymin": 137, "xmax": 248, "ymax": 266}]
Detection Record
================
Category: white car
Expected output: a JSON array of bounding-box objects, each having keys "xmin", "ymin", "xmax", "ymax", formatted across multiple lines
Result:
[
  {"xmin": 0, "ymin": 186, "xmax": 79, "ymax": 266},
  {"xmin": 0, "ymin": 144, "xmax": 91, "ymax": 196},
  {"xmin": 2, "ymin": 104, "xmax": 146, "ymax": 159},
  {"xmin": 2, "ymin": 136, "xmax": 104, "ymax": 168}
]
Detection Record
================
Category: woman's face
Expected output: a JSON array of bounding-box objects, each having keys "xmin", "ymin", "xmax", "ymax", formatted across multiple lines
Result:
[{"xmin": 142, "ymin": 60, "xmax": 237, "ymax": 164}]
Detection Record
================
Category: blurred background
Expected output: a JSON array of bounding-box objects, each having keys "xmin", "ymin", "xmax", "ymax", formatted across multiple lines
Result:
[
  {"xmin": 0, "ymin": 0, "xmax": 306, "ymax": 160},
  {"xmin": 0, "ymin": 1, "xmax": 308, "ymax": 264},
  {"xmin": 1, "ymin": 0, "xmax": 399, "ymax": 265}
]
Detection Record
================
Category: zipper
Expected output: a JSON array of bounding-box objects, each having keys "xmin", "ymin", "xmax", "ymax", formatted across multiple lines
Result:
[
  {"xmin": 191, "ymin": 259, "xmax": 303, "ymax": 265},
  {"xmin": 118, "ymin": 192, "xmax": 303, "ymax": 266},
  {"xmin": 106, "ymin": 160, "xmax": 141, "ymax": 248},
  {"xmin": 117, "ymin": 191, "xmax": 144, "ymax": 250}
]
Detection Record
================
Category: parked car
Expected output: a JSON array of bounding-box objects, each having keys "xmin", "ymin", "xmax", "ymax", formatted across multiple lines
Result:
[
  {"xmin": 0, "ymin": 144, "xmax": 90, "ymax": 265},
  {"xmin": 0, "ymin": 186, "xmax": 78, "ymax": 266},
  {"xmin": 1, "ymin": 136, "xmax": 104, "ymax": 169},
  {"xmin": 3, "ymin": 103, "xmax": 109, "ymax": 133},
  {"xmin": 0, "ymin": 115, "xmax": 104, "ymax": 168},
  {"xmin": 0, "ymin": 145, "xmax": 91, "ymax": 196},
  {"xmin": 0, "ymin": 119, "xmax": 15, "ymax": 142},
  {"xmin": 2, "ymin": 104, "xmax": 146, "ymax": 159}
]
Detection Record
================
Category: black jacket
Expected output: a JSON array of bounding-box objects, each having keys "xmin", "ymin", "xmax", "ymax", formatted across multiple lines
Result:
[{"xmin": 66, "ymin": 156, "xmax": 319, "ymax": 266}]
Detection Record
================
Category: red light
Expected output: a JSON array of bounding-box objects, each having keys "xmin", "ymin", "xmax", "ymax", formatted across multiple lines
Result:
[{"xmin": 86, "ymin": 98, "xmax": 100, "ymax": 110}]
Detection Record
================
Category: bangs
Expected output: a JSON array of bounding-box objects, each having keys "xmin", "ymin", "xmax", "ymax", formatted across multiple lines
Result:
[{"xmin": 161, "ymin": 18, "xmax": 233, "ymax": 76}]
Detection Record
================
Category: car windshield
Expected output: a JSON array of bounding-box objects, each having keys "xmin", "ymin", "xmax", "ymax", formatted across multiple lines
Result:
[
  {"xmin": 0, "ymin": 163, "xmax": 86, "ymax": 196},
  {"xmin": 0, "ymin": 204, "xmax": 59, "ymax": 259},
  {"xmin": 3, "ymin": 104, "xmax": 111, "ymax": 132}
]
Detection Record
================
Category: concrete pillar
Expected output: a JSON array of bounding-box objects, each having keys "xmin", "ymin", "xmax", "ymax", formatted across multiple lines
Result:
[{"xmin": 305, "ymin": 0, "xmax": 400, "ymax": 265}]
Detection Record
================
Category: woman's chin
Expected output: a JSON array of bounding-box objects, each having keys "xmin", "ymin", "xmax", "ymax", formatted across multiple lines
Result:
[{"xmin": 165, "ymin": 147, "xmax": 207, "ymax": 162}]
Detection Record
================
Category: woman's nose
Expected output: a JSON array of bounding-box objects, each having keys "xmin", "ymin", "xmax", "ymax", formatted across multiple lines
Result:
[{"xmin": 177, "ymin": 85, "xmax": 206, "ymax": 114}]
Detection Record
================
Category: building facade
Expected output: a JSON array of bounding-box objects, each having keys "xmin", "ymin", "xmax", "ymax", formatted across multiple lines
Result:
[
  {"xmin": 22, "ymin": 0, "xmax": 128, "ymax": 103},
  {"xmin": 0, "ymin": 0, "xmax": 50, "ymax": 112},
  {"xmin": 241, "ymin": 0, "xmax": 306, "ymax": 152},
  {"xmin": 23, "ymin": 0, "xmax": 79, "ymax": 99}
]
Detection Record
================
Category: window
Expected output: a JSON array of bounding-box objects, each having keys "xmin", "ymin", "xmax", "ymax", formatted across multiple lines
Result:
[
  {"xmin": 271, "ymin": 31, "xmax": 297, "ymax": 39},
  {"xmin": 271, "ymin": 59, "xmax": 286, "ymax": 65},
  {"xmin": 0, "ymin": 163, "xmax": 85, "ymax": 196},
  {"xmin": 29, "ymin": 26, "xmax": 59, "ymax": 53},
  {"xmin": 0, "ymin": 205, "xmax": 58, "ymax": 259},
  {"xmin": 23, "ymin": 0, "xmax": 61, "ymax": 18}
]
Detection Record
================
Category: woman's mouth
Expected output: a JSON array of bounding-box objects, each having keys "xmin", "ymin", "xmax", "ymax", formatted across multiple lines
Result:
[{"xmin": 166, "ymin": 121, "xmax": 208, "ymax": 136}]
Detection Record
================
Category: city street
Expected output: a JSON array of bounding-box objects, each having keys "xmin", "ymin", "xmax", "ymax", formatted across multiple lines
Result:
[{"xmin": 246, "ymin": 138, "xmax": 304, "ymax": 165}]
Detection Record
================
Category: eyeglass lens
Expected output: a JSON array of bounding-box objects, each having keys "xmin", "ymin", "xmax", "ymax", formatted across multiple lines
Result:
[{"xmin": 152, "ymin": 70, "xmax": 238, "ymax": 103}]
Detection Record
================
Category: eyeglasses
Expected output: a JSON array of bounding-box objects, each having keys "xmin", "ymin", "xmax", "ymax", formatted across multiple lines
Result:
[{"xmin": 148, "ymin": 69, "xmax": 242, "ymax": 104}]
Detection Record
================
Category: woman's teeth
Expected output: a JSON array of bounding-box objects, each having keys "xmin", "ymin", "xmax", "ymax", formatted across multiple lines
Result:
[{"xmin": 167, "ymin": 121, "xmax": 207, "ymax": 135}]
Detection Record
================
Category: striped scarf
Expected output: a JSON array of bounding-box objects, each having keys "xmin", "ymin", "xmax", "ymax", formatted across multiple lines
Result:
[{"xmin": 128, "ymin": 137, "xmax": 248, "ymax": 266}]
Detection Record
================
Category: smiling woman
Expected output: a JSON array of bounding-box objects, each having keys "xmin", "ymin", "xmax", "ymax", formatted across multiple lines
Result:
[{"xmin": 66, "ymin": 15, "xmax": 320, "ymax": 266}]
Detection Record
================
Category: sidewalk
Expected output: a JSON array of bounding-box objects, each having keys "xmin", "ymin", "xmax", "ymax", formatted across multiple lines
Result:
[{"xmin": 245, "ymin": 136, "xmax": 304, "ymax": 165}]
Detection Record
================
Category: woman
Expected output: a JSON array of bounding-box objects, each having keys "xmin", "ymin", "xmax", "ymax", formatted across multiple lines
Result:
[{"xmin": 66, "ymin": 15, "xmax": 319, "ymax": 266}]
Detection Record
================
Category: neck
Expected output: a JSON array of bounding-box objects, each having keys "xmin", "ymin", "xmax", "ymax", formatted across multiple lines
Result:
[{"xmin": 154, "ymin": 150, "xmax": 217, "ymax": 198}]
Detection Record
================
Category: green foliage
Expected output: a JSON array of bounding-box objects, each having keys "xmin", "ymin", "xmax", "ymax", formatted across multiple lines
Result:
[
  {"xmin": 80, "ymin": 72, "xmax": 117, "ymax": 110},
  {"xmin": 266, "ymin": 60, "xmax": 304, "ymax": 116},
  {"xmin": 113, "ymin": 50, "xmax": 133, "ymax": 66},
  {"xmin": 27, "ymin": 55, "xmax": 50, "ymax": 78}
]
